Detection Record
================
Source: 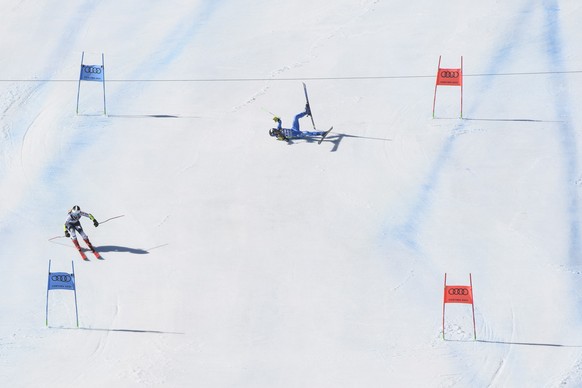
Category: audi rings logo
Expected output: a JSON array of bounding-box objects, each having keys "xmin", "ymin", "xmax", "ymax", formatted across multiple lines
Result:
[
  {"xmin": 447, "ymin": 288, "xmax": 469, "ymax": 295},
  {"xmin": 51, "ymin": 274, "xmax": 72, "ymax": 282},
  {"xmin": 83, "ymin": 66, "xmax": 102, "ymax": 74},
  {"xmin": 440, "ymin": 70, "xmax": 460, "ymax": 78}
]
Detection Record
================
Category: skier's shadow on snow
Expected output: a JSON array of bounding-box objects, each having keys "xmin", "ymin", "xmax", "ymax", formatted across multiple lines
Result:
[
  {"xmin": 287, "ymin": 133, "xmax": 391, "ymax": 152},
  {"xmin": 94, "ymin": 245, "xmax": 149, "ymax": 254},
  {"xmin": 324, "ymin": 133, "xmax": 392, "ymax": 152}
]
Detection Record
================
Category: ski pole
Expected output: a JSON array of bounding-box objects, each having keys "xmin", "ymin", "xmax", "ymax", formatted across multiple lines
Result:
[
  {"xmin": 99, "ymin": 215, "xmax": 125, "ymax": 224},
  {"xmin": 261, "ymin": 107, "xmax": 277, "ymax": 117}
]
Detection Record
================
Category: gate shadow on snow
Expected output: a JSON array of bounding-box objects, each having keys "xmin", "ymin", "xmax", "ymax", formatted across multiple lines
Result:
[
  {"xmin": 108, "ymin": 114, "xmax": 201, "ymax": 119},
  {"xmin": 463, "ymin": 117, "xmax": 565, "ymax": 123},
  {"xmin": 446, "ymin": 338, "xmax": 582, "ymax": 348},
  {"xmin": 53, "ymin": 326, "xmax": 184, "ymax": 335}
]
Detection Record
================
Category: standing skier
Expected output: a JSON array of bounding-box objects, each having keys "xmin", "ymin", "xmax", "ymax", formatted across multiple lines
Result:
[
  {"xmin": 269, "ymin": 105, "xmax": 326, "ymax": 142},
  {"xmin": 64, "ymin": 205, "xmax": 101, "ymax": 259}
]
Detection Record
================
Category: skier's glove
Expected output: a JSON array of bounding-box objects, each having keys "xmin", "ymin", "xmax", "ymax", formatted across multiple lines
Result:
[
  {"xmin": 273, "ymin": 116, "xmax": 281, "ymax": 123},
  {"xmin": 65, "ymin": 230, "xmax": 70, "ymax": 238},
  {"xmin": 93, "ymin": 219, "xmax": 99, "ymax": 227}
]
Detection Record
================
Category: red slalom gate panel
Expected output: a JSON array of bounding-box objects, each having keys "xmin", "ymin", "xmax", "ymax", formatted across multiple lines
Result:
[
  {"xmin": 444, "ymin": 285, "xmax": 473, "ymax": 304},
  {"xmin": 442, "ymin": 273, "xmax": 476, "ymax": 340},
  {"xmin": 436, "ymin": 67, "xmax": 462, "ymax": 86},
  {"xmin": 432, "ymin": 56, "xmax": 463, "ymax": 118}
]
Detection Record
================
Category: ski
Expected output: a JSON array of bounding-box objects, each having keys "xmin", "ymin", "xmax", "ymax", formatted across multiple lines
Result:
[
  {"xmin": 78, "ymin": 249, "xmax": 89, "ymax": 261},
  {"xmin": 72, "ymin": 240, "xmax": 89, "ymax": 261},
  {"xmin": 302, "ymin": 82, "xmax": 317, "ymax": 130},
  {"xmin": 90, "ymin": 249, "xmax": 103, "ymax": 260},
  {"xmin": 75, "ymin": 246, "xmax": 102, "ymax": 261},
  {"xmin": 83, "ymin": 239, "xmax": 103, "ymax": 260},
  {"xmin": 318, "ymin": 126, "xmax": 333, "ymax": 144}
]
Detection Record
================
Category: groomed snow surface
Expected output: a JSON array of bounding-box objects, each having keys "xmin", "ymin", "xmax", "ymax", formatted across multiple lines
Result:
[{"xmin": 1, "ymin": 0, "xmax": 582, "ymax": 386}]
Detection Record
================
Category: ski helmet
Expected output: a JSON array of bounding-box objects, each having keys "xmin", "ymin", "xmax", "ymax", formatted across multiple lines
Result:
[
  {"xmin": 269, "ymin": 128, "xmax": 277, "ymax": 137},
  {"xmin": 72, "ymin": 205, "xmax": 81, "ymax": 211}
]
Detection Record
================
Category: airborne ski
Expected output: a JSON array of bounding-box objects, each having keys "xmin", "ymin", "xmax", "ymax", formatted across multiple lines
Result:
[
  {"xmin": 302, "ymin": 82, "xmax": 317, "ymax": 130},
  {"xmin": 318, "ymin": 126, "xmax": 333, "ymax": 145}
]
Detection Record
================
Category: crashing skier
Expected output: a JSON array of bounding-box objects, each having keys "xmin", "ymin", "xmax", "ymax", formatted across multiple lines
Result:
[
  {"xmin": 269, "ymin": 105, "xmax": 329, "ymax": 142},
  {"xmin": 269, "ymin": 104, "xmax": 323, "ymax": 141},
  {"xmin": 64, "ymin": 205, "xmax": 101, "ymax": 260},
  {"xmin": 269, "ymin": 83, "xmax": 332, "ymax": 143}
]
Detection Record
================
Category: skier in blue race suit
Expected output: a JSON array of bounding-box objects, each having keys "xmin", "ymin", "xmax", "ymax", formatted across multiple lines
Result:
[{"xmin": 269, "ymin": 105, "xmax": 326, "ymax": 141}]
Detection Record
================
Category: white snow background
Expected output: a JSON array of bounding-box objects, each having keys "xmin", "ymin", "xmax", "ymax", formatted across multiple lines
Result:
[{"xmin": 1, "ymin": 0, "xmax": 582, "ymax": 386}]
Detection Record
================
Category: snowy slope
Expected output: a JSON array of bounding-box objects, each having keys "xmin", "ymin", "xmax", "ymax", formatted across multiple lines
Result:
[{"xmin": 1, "ymin": 0, "xmax": 582, "ymax": 386}]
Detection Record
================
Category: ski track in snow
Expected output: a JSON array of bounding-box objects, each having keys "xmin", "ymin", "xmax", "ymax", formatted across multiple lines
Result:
[
  {"xmin": 383, "ymin": 1, "xmax": 582, "ymax": 383},
  {"xmin": 392, "ymin": 0, "xmax": 535, "ymax": 251},
  {"xmin": 542, "ymin": 0, "xmax": 581, "ymax": 266},
  {"xmin": 390, "ymin": 0, "xmax": 579, "ymax": 286},
  {"xmin": 7, "ymin": 1, "xmax": 225, "ymax": 229},
  {"xmin": 1, "ymin": 1, "xmax": 582, "ymax": 386},
  {"xmin": 233, "ymin": 0, "xmax": 383, "ymax": 113}
]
